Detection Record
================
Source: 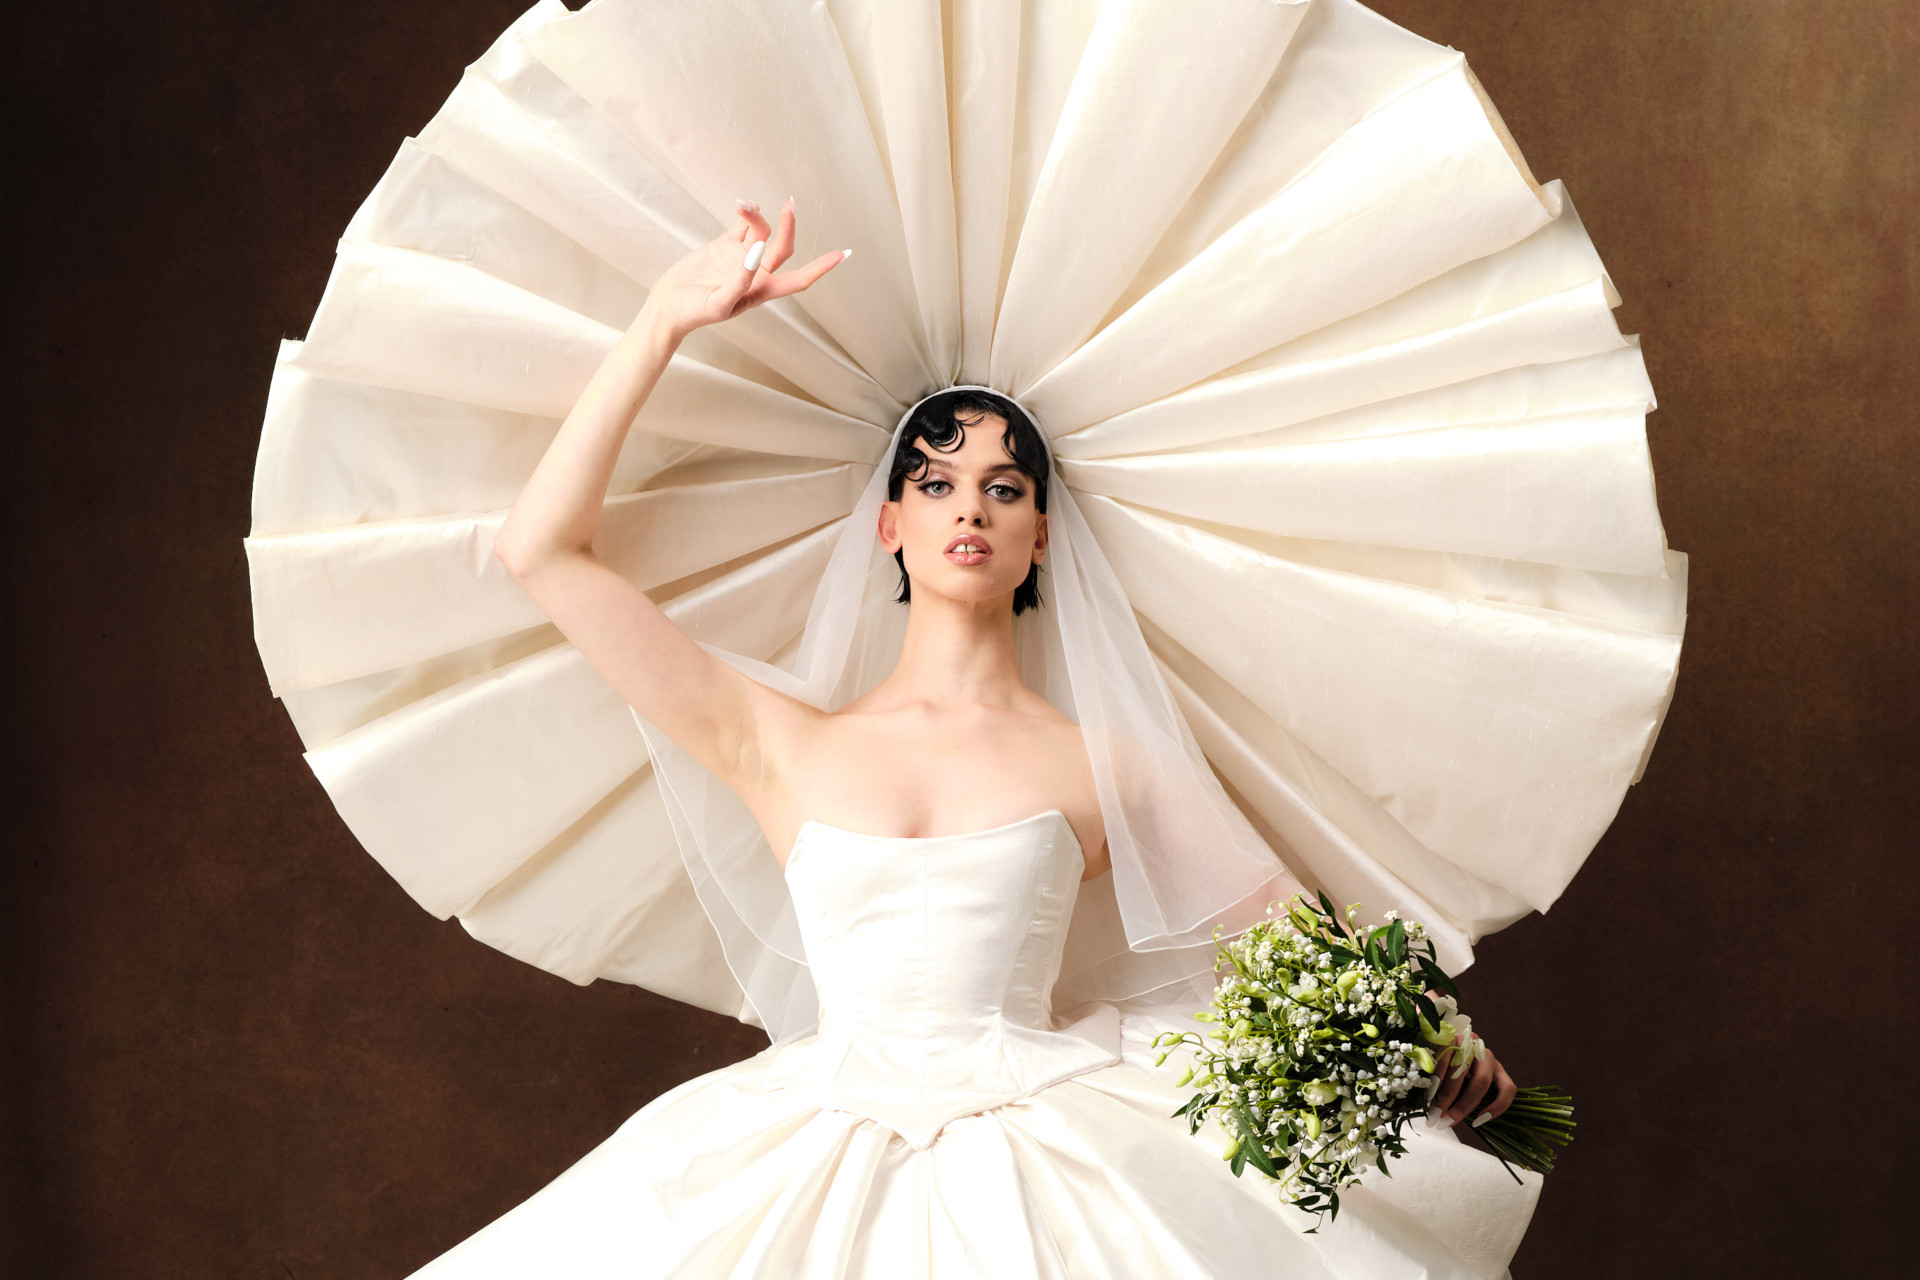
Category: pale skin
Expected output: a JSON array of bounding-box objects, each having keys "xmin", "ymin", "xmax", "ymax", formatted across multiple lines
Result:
[{"xmin": 492, "ymin": 198, "xmax": 1513, "ymax": 1124}]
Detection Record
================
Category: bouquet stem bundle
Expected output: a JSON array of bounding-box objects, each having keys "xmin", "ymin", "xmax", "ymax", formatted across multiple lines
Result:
[
  {"xmin": 1473, "ymin": 1087, "xmax": 1576, "ymax": 1175},
  {"xmin": 1157, "ymin": 892, "xmax": 1574, "ymax": 1224}
]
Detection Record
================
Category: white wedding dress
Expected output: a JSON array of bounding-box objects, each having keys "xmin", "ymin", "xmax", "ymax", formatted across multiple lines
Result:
[{"xmin": 414, "ymin": 810, "xmax": 1535, "ymax": 1279}]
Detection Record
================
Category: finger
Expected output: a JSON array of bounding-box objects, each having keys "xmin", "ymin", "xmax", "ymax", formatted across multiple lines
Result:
[
  {"xmin": 1431, "ymin": 1045, "xmax": 1456, "ymax": 1102},
  {"xmin": 741, "ymin": 237, "xmax": 768, "ymax": 274},
  {"xmin": 752, "ymin": 248, "xmax": 851, "ymax": 303},
  {"xmin": 1450, "ymin": 1048, "xmax": 1497, "ymax": 1123},
  {"xmin": 760, "ymin": 197, "xmax": 796, "ymax": 273},
  {"xmin": 1430, "ymin": 1046, "xmax": 1461, "ymax": 1116},
  {"xmin": 735, "ymin": 229, "xmax": 772, "ymax": 293},
  {"xmin": 1476, "ymin": 1062, "xmax": 1518, "ymax": 1124},
  {"xmin": 732, "ymin": 198, "xmax": 773, "ymax": 244}
]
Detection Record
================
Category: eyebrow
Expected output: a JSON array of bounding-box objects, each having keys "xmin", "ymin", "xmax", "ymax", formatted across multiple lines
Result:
[{"xmin": 924, "ymin": 460, "xmax": 1026, "ymax": 479}]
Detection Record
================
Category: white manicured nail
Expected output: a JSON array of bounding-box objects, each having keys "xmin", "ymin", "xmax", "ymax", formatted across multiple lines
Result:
[
  {"xmin": 735, "ymin": 198, "xmax": 758, "ymax": 213},
  {"xmin": 1471, "ymin": 1112, "xmax": 1492, "ymax": 1128},
  {"xmin": 840, "ymin": 248, "xmax": 853, "ymax": 260},
  {"xmin": 744, "ymin": 239, "xmax": 767, "ymax": 271}
]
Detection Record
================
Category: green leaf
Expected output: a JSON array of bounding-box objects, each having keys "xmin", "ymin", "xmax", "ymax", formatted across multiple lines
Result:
[
  {"xmin": 1387, "ymin": 918, "xmax": 1405, "ymax": 965},
  {"xmin": 1229, "ymin": 1102, "xmax": 1280, "ymax": 1178},
  {"xmin": 1417, "ymin": 958, "xmax": 1459, "ymax": 999},
  {"xmin": 1316, "ymin": 890, "xmax": 1347, "ymax": 937}
]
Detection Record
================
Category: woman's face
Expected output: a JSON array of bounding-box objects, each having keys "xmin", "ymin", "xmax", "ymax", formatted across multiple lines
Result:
[{"xmin": 878, "ymin": 413, "xmax": 1048, "ymax": 611}]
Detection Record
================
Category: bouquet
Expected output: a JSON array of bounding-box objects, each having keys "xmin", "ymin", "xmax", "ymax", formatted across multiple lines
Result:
[{"xmin": 1155, "ymin": 892, "xmax": 1574, "ymax": 1225}]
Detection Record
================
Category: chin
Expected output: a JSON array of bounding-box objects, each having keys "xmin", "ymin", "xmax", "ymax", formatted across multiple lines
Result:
[
  {"xmin": 913, "ymin": 563, "xmax": 1024, "ymax": 609},
  {"xmin": 934, "ymin": 581, "xmax": 1021, "ymax": 610}
]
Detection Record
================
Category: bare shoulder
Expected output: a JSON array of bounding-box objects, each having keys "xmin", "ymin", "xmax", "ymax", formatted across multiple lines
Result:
[{"xmin": 1011, "ymin": 695, "xmax": 1091, "ymax": 764}]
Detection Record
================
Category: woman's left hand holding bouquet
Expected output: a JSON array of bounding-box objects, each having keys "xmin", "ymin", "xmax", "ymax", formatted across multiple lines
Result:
[{"xmin": 1429, "ymin": 1011, "xmax": 1518, "ymax": 1130}]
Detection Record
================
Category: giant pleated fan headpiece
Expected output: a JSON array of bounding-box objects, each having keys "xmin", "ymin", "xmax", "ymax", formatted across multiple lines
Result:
[{"xmin": 246, "ymin": 0, "xmax": 1686, "ymax": 1042}]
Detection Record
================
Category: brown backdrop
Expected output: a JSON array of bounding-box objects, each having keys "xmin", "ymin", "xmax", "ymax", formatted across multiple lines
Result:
[{"xmin": 7, "ymin": 1, "xmax": 1916, "ymax": 1275}]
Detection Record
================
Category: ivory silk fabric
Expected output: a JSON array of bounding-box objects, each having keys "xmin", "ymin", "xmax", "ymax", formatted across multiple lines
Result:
[
  {"xmin": 409, "ymin": 813, "xmax": 1539, "ymax": 1279},
  {"xmin": 242, "ymin": 0, "xmax": 1680, "ymax": 1266}
]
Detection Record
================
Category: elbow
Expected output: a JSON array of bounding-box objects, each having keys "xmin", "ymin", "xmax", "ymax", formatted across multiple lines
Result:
[
  {"xmin": 492, "ymin": 527, "xmax": 543, "ymax": 581},
  {"xmin": 494, "ymin": 493, "xmax": 598, "ymax": 580},
  {"xmin": 494, "ymin": 525, "xmax": 590, "ymax": 582}
]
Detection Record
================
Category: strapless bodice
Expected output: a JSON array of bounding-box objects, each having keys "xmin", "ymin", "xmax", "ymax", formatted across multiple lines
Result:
[{"xmin": 767, "ymin": 810, "xmax": 1121, "ymax": 1149}]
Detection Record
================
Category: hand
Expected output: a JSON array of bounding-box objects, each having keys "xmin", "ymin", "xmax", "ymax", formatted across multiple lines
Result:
[
  {"xmin": 1431, "ymin": 1031, "xmax": 1517, "ymax": 1129},
  {"xmin": 640, "ymin": 197, "xmax": 849, "ymax": 340}
]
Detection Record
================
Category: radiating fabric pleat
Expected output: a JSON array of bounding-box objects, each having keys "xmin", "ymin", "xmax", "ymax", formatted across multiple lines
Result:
[
  {"xmin": 248, "ymin": 466, "xmax": 864, "ymax": 692},
  {"xmin": 1066, "ymin": 409, "xmax": 1668, "ymax": 574},
  {"xmin": 987, "ymin": 0, "xmax": 1308, "ymax": 392}
]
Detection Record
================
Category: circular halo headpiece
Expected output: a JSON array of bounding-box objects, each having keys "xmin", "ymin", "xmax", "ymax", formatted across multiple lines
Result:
[{"xmin": 245, "ymin": 0, "xmax": 1686, "ymax": 1032}]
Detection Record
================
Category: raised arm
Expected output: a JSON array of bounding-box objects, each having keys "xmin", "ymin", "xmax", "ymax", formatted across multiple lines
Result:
[{"xmin": 492, "ymin": 198, "xmax": 848, "ymax": 795}]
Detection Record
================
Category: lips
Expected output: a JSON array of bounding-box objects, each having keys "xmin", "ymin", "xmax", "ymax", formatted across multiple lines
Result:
[{"xmin": 944, "ymin": 534, "xmax": 993, "ymax": 566}]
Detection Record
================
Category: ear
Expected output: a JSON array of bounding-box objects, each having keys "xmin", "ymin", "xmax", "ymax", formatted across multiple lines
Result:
[
  {"xmin": 1032, "ymin": 511, "xmax": 1049, "ymax": 564},
  {"xmin": 877, "ymin": 499, "xmax": 902, "ymax": 553}
]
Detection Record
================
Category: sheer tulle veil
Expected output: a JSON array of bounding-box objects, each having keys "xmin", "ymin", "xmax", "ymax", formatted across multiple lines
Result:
[{"xmin": 635, "ymin": 385, "xmax": 1305, "ymax": 1044}]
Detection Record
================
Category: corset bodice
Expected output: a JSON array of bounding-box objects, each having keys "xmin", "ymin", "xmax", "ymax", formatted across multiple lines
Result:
[{"xmin": 768, "ymin": 810, "xmax": 1121, "ymax": 1149}]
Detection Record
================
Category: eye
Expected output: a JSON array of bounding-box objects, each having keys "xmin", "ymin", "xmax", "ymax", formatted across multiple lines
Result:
[
  {"xmin": 987, "ymin": 481, "xmax": 1024, "ymax": 501},
  {"xmin": 916, "ymin": 479, "xmax": 952, "ymax": 497}
]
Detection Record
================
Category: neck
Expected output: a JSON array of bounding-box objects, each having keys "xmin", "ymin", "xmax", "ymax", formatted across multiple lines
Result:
[{"xmin": 876, "ymin": 590, "xmax": 1024, "ymax": 709}]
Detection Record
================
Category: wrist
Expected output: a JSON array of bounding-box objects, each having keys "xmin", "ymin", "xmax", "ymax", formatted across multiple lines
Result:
[{"xmin": 633, "ymin": 302, "xmax": 688, "ymax": 350}]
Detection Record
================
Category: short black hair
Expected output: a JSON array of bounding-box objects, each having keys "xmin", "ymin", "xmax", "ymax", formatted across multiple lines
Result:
[{"xmin": 886, "ymin": 389, "xmax": 1050, "ymax": 615}]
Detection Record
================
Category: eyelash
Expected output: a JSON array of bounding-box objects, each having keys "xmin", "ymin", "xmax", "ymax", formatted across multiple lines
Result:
[{"xmin": 917, "ymin": 479, "xmax": 1024, "ymax": 501}]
